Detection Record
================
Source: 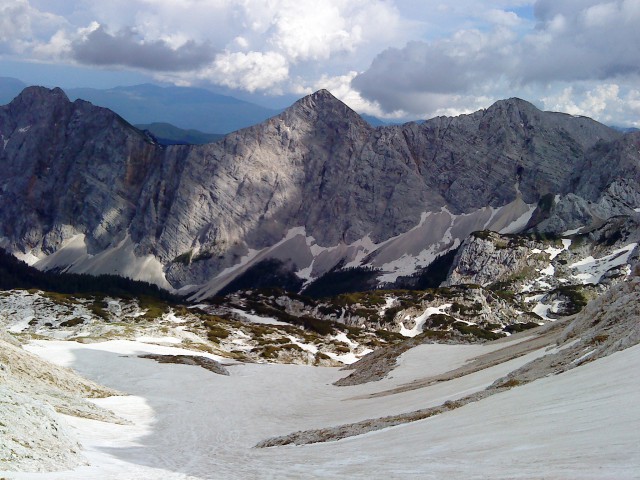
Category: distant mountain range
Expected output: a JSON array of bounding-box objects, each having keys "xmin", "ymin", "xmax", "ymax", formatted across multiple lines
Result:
[
  {"xmin": 0, "ymin": 77, "xmax": 277, "ymax": 135},
  {"xmin": 0, "ymin": 77, "xmax": 27, "ymax": 105},
  {"xmin": 612, "ymin": 125, "xmax": 640, "ymax": 133},
  {"xmin": 64, "ymin": 83, "xmax": 280, "ymax": 134},
  {"xmin": 135, "ymin": 122, "xmax": 224, "ymax": 145}
]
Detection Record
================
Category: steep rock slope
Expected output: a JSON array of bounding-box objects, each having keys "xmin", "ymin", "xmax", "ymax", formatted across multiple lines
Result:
[
  {"xmin": 0, "ymin": 330, "xmax": 123, "ymax": 471},
  {"xmin": 0, "ymin": 87, "xmax": 168, "ymax": 256},
  {"xmin": 0, "ymin": 87, "xmax": 636, "ymax": 295}
]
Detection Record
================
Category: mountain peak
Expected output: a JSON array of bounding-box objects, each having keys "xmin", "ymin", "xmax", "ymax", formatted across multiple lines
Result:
[
  {"xmin": 10, "ymin": 86, "xmax": 70, "ymax": 110},
  {"xmin": 310, "ymin": 88, "xmax": 335, "ymax": 100},
  {"xmin": 487, "ymin": 97, "xmax": 540, "ymax": 113},
  {"xmin": 287, "ymin": 89, "xmax": 369, "ymax": 128},
  {"xmin": 20, "ymin": 85, "xmax": 68, "ymax": 101},
  {"xmin": 296, "ymin": 89, "xmax": 343, "ymax": 109}
]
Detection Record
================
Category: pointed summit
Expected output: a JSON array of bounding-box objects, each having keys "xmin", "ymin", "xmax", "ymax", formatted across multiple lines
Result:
[
  {"xmin": 294, "ymin": 89, "xmax": 348, "ymax": 111},
  {"xmin": 286, "ymin": 89, "xmax": 370, "ymax": 130}
]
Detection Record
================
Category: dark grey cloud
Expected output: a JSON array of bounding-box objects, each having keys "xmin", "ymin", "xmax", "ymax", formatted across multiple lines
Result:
[
  {"xmin": 522, "ymin": 0, "xmax": 640, "ymax": 83},
  {"xmin": 533, "ymin": 0, "xmax": 603, "ymax": 22},
  {"xmin": 71, "ymin": 25, "xmax": 215, "ymax": 72},
  {"xmin": 353, "ymin": 0, "xmax": 640, "ymax": 115},
  {"xmin": 352, "ymin": 29, "xmax": 516, "ymax": 113}
]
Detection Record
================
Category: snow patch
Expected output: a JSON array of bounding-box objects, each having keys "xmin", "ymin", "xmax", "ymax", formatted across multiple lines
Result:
[
  {"xmin": 231, "ymin": 308, "xmax": 290, "ymax": 326},
  {"xmin": 7, "ymin": 336, "xmax": 640, "ymax": 478},
  {"xmin": 540, "ymin": 265, "xmax": 555, "ymax": 276},
  {"xmin": 544, "ymin": 245, "xmax": 564, "ymax": 260},
  {"xmin": 497, "ymin": 203, "xmax": 536, "ymax": 234},
  {"xmin": 525, "ymin": 295, "xmax": 561, "ymax": 321},
  {"xmin": 569, "ymin": 243, "xmax": 637, "ymax": 284},
  {"xmin": 135, "ymin": 336, "xmax": 182, "ymax": 345},
  {"xmin": 400, "ymin": 304, "xmax": 452, "ymax": 337}
]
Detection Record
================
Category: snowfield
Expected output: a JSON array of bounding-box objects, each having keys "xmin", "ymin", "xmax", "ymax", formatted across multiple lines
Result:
[{"xmin": 3, "ymin": 333, "xmax": 640, "ymax": 479}]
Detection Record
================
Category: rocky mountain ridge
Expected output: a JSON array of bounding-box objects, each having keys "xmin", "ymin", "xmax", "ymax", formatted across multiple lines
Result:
[{"xmin": 1, "ymin": 86, "xmax": 638, "ymax": 298}]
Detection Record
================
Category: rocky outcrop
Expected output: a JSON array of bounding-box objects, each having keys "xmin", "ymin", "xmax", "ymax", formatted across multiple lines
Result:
[
  {"xmin": 0, "ymin": 330, "xmax": 123, "ymax": 471},
  {"xmin": 443, "ymin": 231, "xmax": 539, "ymax": 287}
]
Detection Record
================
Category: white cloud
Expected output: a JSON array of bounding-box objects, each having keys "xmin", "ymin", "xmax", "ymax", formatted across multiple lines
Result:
[
  {"xmin": 352, "ymin": 25, "xmax": 518, "ymax": 115},
  {"xmin": 253, "ymin": 1, "xmax": 362, "ymax": 61},
  {"xmin": 483, "ymin": 8, "xmax": 523, "ymax": 26},
  {"xmin": 7, "ymin": 0, "xmax": 408, "ymax": 94},
  {"xmin": 353, "ymin": 0, "xmax": 640, "ymax": 124},
  {"xmin": 31, "ymin": 28, "xmax": 72, "ymax": 59},
  {"xmin": 521, "ymin": 0, "xmax": 640, "ymax": 83},
  {"xmin": 542, "ymin": 83, "xmax": 640, "ymax": 126},
  {"xmin": 193, "ymin": 50, "xmax": 289, "ymax": 93},
  {"xmin": 0, "ymin": 0, "xmax": 66, "ymax": 53},
  {"xmin": 4, "ymin": 0, "xmax": 640, "ymax": 126}
]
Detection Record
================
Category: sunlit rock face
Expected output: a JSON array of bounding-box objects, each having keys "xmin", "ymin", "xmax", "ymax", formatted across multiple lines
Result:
[{"xmin": 1, "ymin": 86, "xmax": 637, "ymax": 294}]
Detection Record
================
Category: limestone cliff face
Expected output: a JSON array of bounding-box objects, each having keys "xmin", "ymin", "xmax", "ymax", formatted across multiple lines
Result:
[
  {"xmin": 401, "ymin": 98, "xmax": 620, "ymax": 212},
  {"xmin": 0, "ymin": 87, "xmax": 637, "ymax": 293},
  {"xmin": 534, "ymin": 132, "xmax": 640, "ymax": 233},
  {"xmin": 443, "ymin": 232, "xmax": 538, "ymax": 287},
  {"xmin": 0, "ymin": 87, "xmax": 161, "ymax": 255}
]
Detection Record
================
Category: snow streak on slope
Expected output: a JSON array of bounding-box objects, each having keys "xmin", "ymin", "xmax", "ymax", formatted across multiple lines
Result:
[
  {"xmin": 187, "ymin": 197, "xmax": 537, "ymax": 297},
  {"xmin": 34, "ymin": 234, "xmax": 173, "ymax": 291},
  {"xmin": 569, "ymin": 243, "xmax": 638, "ymax": 284},
  {"xmin": 399, "ymin": 304, "xmax": 452, "ymax": 337}
]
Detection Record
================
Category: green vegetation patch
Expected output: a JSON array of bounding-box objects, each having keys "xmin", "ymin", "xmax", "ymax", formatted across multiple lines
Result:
[
  {"xmin": 504, "ymin": 321, "xmax": 539, "ymax": 334},
  {"xmin": 452, "ymin": 321, "xmax": 505, "ymax": 341},
  {"xmin": 426, "ymin": 313, "xmax": 456, "ymax": 330},
  {"xmin": 537, "ymin": 193, "xmax": 555, "ymax": 213},
  {"xmin": 204, "ymin": 317, "xmax": 231, "ymax": 342},
  {"xmin": 172, "ymin": 250, "xmax": 193, "ymax": 265},
  {"xmin": 216, "ymin": 258, "xmax": 303, "ymax": 297},
  {"xmin": 552, "ymin": 285, "xmax": 588, "ymax": 315},
  {"xmin": 302, "ymin": 266, "xmax": 381, "ymax": 298},
  {"xmin": 450, "ymin": 302, "xmax": 482, "ymax": 315},
  {"xmin": 138, "ymin": 295, "xmax": 170, "ymax": 320},
  {"xmin": 374, "ymin": 329, "xmax": 405, "ymax": 343}
]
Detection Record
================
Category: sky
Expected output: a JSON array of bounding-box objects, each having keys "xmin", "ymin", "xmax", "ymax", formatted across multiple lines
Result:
[{"xmin": 1, "ymin": 0, "xmax": 640, "ymax": 126}]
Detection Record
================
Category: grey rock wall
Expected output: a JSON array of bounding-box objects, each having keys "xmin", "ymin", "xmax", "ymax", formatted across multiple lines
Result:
[{"xmin": 1, "ymin": 86, "xmax": 637, "ymax": 292}]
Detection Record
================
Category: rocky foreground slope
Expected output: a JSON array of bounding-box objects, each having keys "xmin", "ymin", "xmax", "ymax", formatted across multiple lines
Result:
[
  {"xmin": 0, "ymin": 330, "xmax": 123, "ymax": 471},
  {"xmin": 257, "ymin": 264, "xmax": 640, "ymax": 447},
  {"xmin": 1, "ymin": 87, "xmax": 638, "ymax": 298},
  {"xmin": 1, "ymin": 260, "xmax": 638, "ymax": 473}
]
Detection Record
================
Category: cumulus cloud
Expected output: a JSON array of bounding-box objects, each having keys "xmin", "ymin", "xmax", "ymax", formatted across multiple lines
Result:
[
  {"xmin": 352, "ymin": 27, "xmax": 518, "ymax": 113},
  {"xmin": 4, "ymin": 0, "xmax": 640, "ymax": 125},
  {"xmin": 201, "ymin": 50, "xmax": 289, "ymax": 92},
  {"xmin": 0, "ymin": 1, "xmax": 31, "ymax": 45},
  {"xmin": 521, "ymin": 0, "xmax": 640, "ymax": 83},
  {"xmin": 0, "ymin": 0, "xmax": 66, "ymax": 53},
  {"xmin": 71, "ymin": 23, "xmax": 214, "ymax": 71},
  {"xmin": 542, "ymin": 83, "xmax": 640, "ymax": 127},
  {"xmin": 8, "ymin": 0, "xmax": 407, "ymax": 94},
  {"xmin": 354, "ymin": 0, "xmax": 640, "ymax": 121}
]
